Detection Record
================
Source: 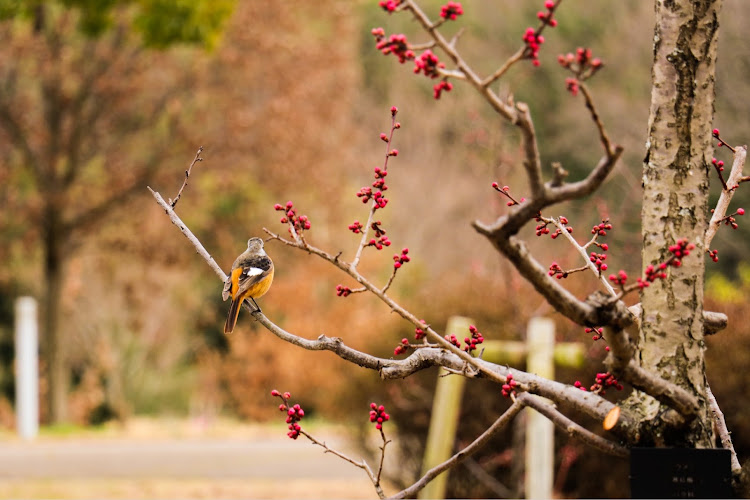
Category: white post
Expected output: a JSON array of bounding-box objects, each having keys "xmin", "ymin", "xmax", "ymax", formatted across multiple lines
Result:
[
  {"xmin": 525, "ymin": 317, "xmax": 554, "ymax": 499},
  {"xmin": 15, "ymin": 297, "xmax": 39, "ymax": 440}
]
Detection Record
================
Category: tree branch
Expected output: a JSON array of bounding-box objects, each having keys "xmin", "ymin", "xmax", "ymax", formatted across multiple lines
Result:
[
  {"xmin": 705, "ymin": 145, "xmax": 747, "ymax": 248},
  {"xmin": 706, "ymin": 384, "xmax": 742, "ymax": 477},
  {"xmin": 516, "ymin": 392, "xmax": 628, "ymax": 458},
  {"xmin": 149, "ymin": 185, "xmax": 631, "ymax": 436}
]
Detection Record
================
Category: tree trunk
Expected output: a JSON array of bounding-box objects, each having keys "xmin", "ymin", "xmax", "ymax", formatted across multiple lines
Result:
[
  {"xmin": 43, "ymin": 203, "xmax": 69, "ymax": 424},
  {"xmin": 636, "ymin": 0, "xmax": 721, "ymax": 446}
]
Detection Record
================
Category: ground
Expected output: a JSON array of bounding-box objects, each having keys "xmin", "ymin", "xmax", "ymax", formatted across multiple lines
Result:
[{"xmin": 0, "ymin": 417, "xmax": 387, "ymax": 499}]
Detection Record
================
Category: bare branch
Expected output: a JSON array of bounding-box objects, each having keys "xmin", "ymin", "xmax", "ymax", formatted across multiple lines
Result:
[
  {"xmin": 516, "ymin": 392, "xmax": 628, "ymax": 458},
  {"xmin": 481, "ymin": 46, "xmax": 526, "ymax": 87},
  {"xmin": 516, "ymin": 103, "xmax": 545, "ymax": 199},
  {"xmin": 390, "ymin": 400, "xmax": 524, "ymax": 499},
  {"xmin": 622, "ymin": 361, "xmax": 699, "ymax": 418},
  {"xmin": 545, "ymin": 146, "xmax": 624, "ymax": 204},
  {"xmin": 706, "ymin": 384, "xmax": 742, "ymax": 477}
]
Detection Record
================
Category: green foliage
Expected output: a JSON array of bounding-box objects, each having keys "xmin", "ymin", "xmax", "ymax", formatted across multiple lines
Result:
[
  {"xmin": 706, "ymin": 263, "xmax": 750, "ymax": 303},
  {"xmin": 134, "ymin": 0, "xmax": 234, "ymax": 49},
  {"xmin": 0, "ymin": 0, "xmax": 27, "ymax": 20},
  {"xmin": 1, "ymin": 0, "xmax": 234, "ymax": 48}
]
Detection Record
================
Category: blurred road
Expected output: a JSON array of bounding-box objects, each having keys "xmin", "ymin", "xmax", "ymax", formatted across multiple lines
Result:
[{"xmin": 0, "ymin": 436, "xmax": 364, "ymax": 480}]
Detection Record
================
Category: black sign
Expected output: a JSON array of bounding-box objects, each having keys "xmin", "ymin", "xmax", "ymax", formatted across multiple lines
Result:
[{"xmin": 630, "ymin": 447, "xmax": 732, "ymax": 498}]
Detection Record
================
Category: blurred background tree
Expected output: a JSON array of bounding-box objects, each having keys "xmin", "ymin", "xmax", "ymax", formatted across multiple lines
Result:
[{"xmin": 0, "ymin": 0, "xmax": 234, "ymax": 423}]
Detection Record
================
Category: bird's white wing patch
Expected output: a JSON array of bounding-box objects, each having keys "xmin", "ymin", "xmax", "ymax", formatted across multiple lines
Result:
[{"xmin": 243, "ymin": 267, "xmax": 264, "ymax": 278}]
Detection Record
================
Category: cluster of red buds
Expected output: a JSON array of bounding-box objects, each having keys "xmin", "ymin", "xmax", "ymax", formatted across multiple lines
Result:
[
  {"xmin": 522, "ymin": 28, "xmax": 545, "ymax": 67},
  {"xmin": 373, "ymin": 166, "xmax": 388, "ymax": 190},
  {"xmin": 711, "ymin": 129, "xmax": 738, "ymax": 190},
  {"xmin": 440, "ymin": 1, "xmax": 463, "ymax": 20},
  {"xmin": 369, "ymin": 403, "xmax": 390, "ymax": 430},
  {"xmin": 558, "ymin": 47, "xmax": 603, "ymax": 96},
  {"xmin": 609, "ymin": 239, "xmax": 695, "ymax": 291},
  {"xmin": 378, "ymin": 0, "xmax": 402, "ymax": 13},
  {"xmin": 356, "ymin": 109, "xmax": 399, "ymax": 212},
  {"xmin": 367, "ymin": 235, "xmax": 392, "ymax": 250},
  {"xmin": 712, "ymin": 157, "xmax": 725, "ymax": 173},
  {"xmin": 492, "ymin": 182, "xmax": 526, "ymax": 206},
  {"xmin": 336, "ymin": 285, "xmax": 352, "ymax": 297},
  {"xmin": 463, "ymin": 325, "xmax": 485, "ymax": 352},
  {"xmin": 713, "ymin": 128, "xmax": 735, "ymax": 152},
  {"xmin": 711, "ymin": 156, "xmax": 730, "ymax": 191},
  {"xmin": 590, "ymin": 252, "xmax": 608, "ymax": 273},
  {"xmin": 707, "ymin": 248, "xmax": 719, "ymax": 263},
  {"xmin": 643, "ymin": 263, "xmax": 668, "ymax": 284},
  {"xmin": 445, "ymin": 333, "xmax": 461, "ymax": 348},
  {"xmin": 548, "ymin": 261, "xmax": 567, "ymax": 279},
  {"xmin": 394, "ymin": 319, "xmax": 428, "ymax": 355},
  {"xmin": 668, "ymin": 239, "xmax": 695, "ymax": 263},
  {"xmin": 357, "ymin": 187, "xmax": 389, "ymax": 209},
  {"xmin": 534, "ymin": 215, "xmax": 573, "ymax": 239},
  {"xmin": 394, "ymin": 337, "xmax": 411, "ymax": 356},
  {"xmin": 275, "ymin": 201, "xmax": 311, "ymax": 235},
  {"xmin": 522, "ymin": 1, "xmax": 558, "ymax": 66},
  {"xmin": 586, "ymin": 326, "xmax": 604, "ymax": 341},
  {"xmin": 574, "ymin": 372, "xmax": 623, "ymax": 395},
  {"xmin": 608, "ymin": 270, "xmax": 628, "ymax": 286},
  {"xmin": 442, "ymin": 325, "xmax": 485, "ymax": 352},
  {"xmin": 414, "ymin": 319, "xmax": 427, "ymax": 340},
  {"xmin": 433, "ymin": 80, "xmax": 453, "ymax": 99},
  {"xmin": 393, "ymin": 247, "xmax": 410, "ymax": 268},
  {"xmin": 373, "ymin": 30, "xmax": 414, "ymax": 63},
  {"xmin": 414, "ymin": 50, "xmax": 445, "ymax": 78},
  {"xmin": 591, "ymin": 220, "xmax": 612, "ymax": 236},
  {"xmin": 348, "ymin": 220, "xmax": 364, "ymax": 234},
  {"xmin": 716, "ymin": 208, "xmax": 745, "ymax": 230},
  {"xmin": 271, "ymin": 390, "xmax": 305, "ymax": 440},
  {"xmin": 501, "ymin": 372, "xmax": 519, "ymax": 398},
  {"xmin": 535, "ymin": 216, "xmax": 552, "ymax": 237}
]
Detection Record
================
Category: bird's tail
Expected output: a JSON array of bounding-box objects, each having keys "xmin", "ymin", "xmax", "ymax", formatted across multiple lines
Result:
[{"xmin": 224, "ymin": 297, "xmax": 242, "ymax": 334}]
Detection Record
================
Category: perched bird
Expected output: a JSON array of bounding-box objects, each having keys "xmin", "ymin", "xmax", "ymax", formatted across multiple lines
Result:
[{"xmin": 222, "ymin": 237, "xmax": 274, "ymax": 334}]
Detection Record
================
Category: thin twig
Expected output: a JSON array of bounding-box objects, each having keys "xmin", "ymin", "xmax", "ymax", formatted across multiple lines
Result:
[
  {"xmin": 376, "ymin": 428, "xmax": 390, "ymax": 484},
  {"xmin": 390, "ymin": 400, "xmax": 524, "ymax": 499},
  {"xmin": 579, "ymin": 83, "xmax": 614, "ymax": 157},
  {"xmin": 299, "ymin": 430, "xmax": 386, "ymax": 499},
  {"xmin": 352, "ymin": 114, "xmax": 398, "ymax": 270},
  {"xmin": 169, "ymin": 146, "xmax": 203, "ymax": 208},
  {"xmin": 481, "ymin": 46, "xmax": 526, "ymax": 87}
]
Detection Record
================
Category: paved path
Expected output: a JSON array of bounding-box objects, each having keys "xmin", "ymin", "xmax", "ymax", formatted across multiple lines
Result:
[{"xmin": 0, "ymin": 436, "xmax": 364, "ymax": 480}]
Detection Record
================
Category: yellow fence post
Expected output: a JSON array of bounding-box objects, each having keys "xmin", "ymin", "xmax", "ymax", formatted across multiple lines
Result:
[
  {"xmin": 419, "ymin": 316, "xmax": 583, "ymax": 499},
  {"xmin": 525, "ymin": 317, "xmax": 555, "ymax": 499},
  {"xmin": 418, "ymin": 316, "xmax": 472, "ymax": 500}
]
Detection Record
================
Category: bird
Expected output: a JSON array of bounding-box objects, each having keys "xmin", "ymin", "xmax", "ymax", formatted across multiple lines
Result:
[{"xmin": 222, "ymin": 237, "xmax": 274, "ymax": 334}]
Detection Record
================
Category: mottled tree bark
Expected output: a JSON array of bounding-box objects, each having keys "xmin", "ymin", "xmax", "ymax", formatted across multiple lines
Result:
[{"xmin": 636, "ymin": 0, "xmax": 721, "ymax": 447}]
